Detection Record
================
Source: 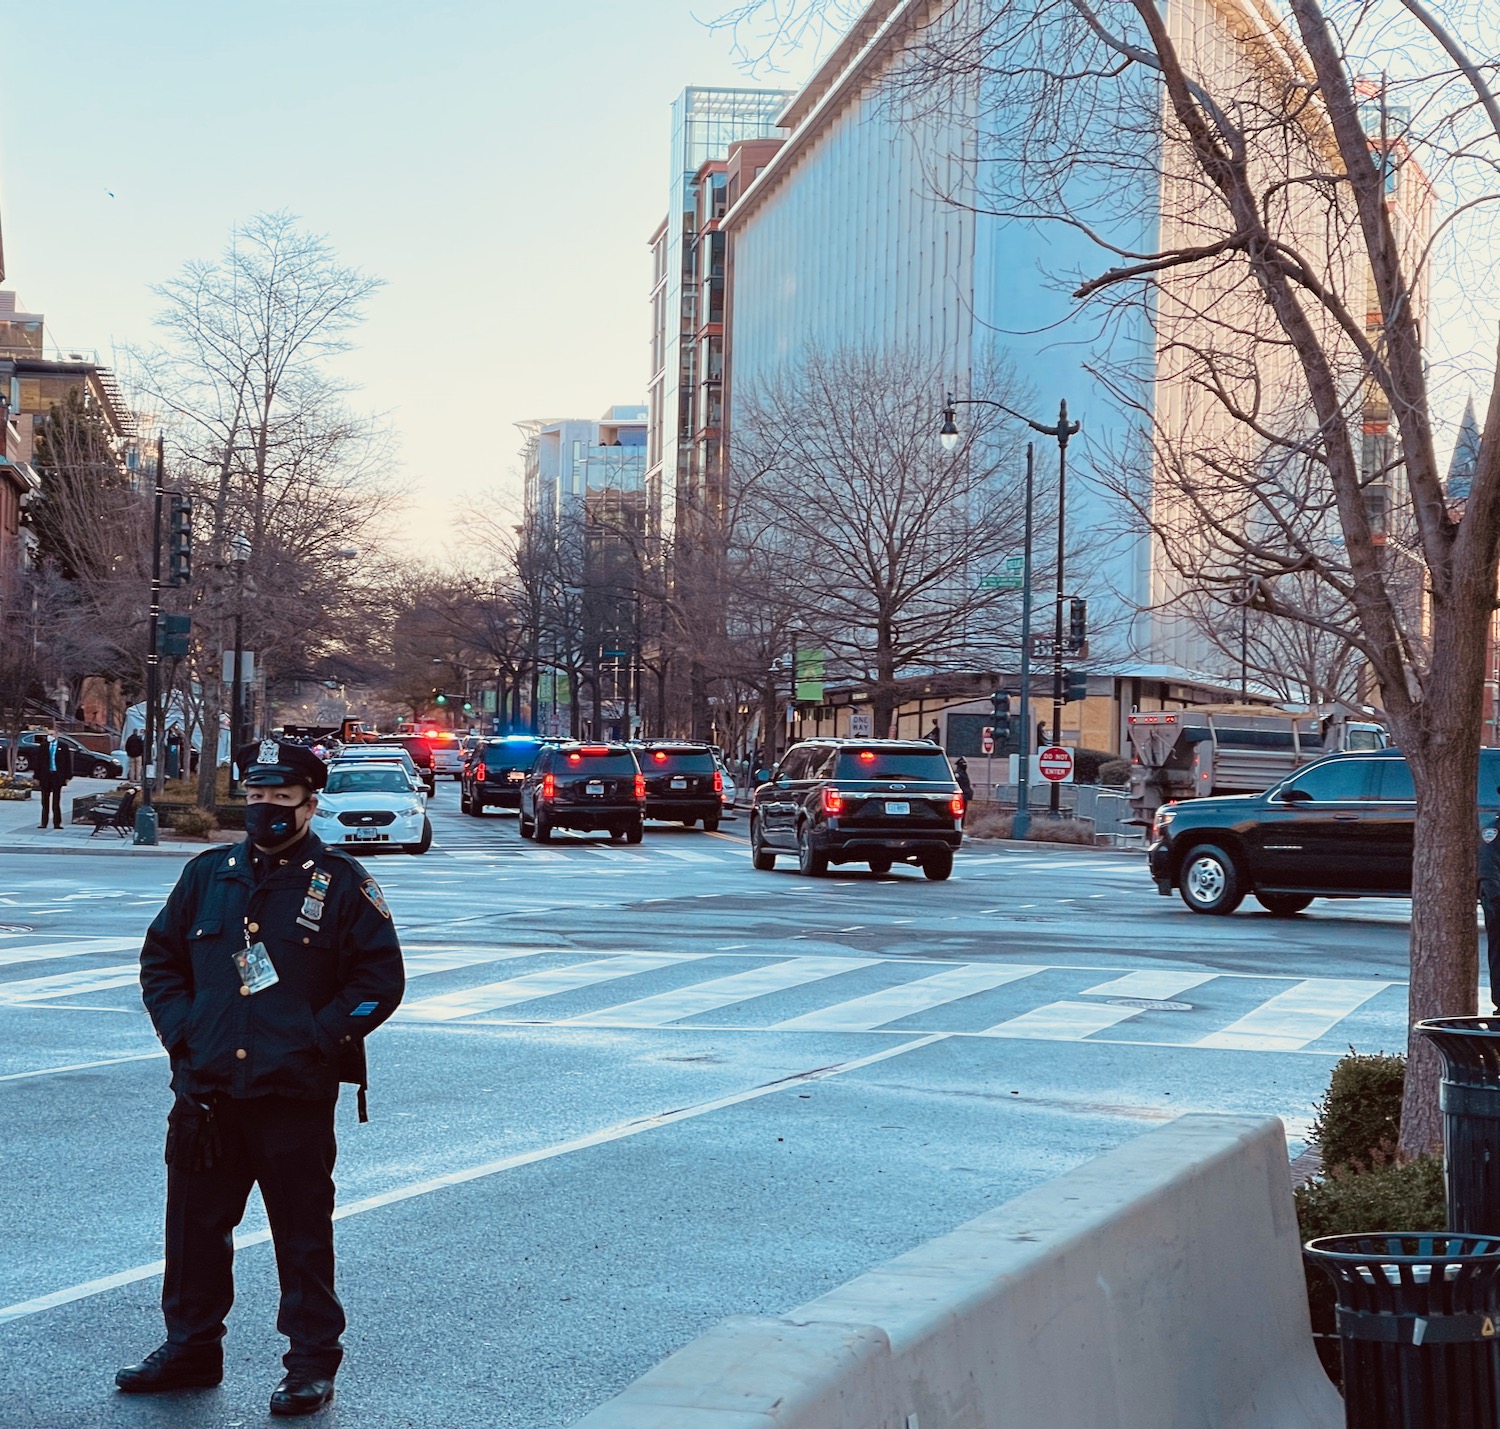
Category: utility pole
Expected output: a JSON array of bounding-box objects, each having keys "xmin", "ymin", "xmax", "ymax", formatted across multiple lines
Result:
[{"xmin": 134, "ymin": 434, "xmax": 165, "ymax": 845}]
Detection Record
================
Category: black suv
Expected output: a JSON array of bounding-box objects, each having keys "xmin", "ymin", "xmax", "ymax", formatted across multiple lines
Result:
[
  {"xmin": 1148, "ymin": 747, "xmax": 1500, "ymax": 915},
  {"xmin": 750, "ymin": 738, "xmax": 963, "ymax": 879},
  {"xmin": 461, "ymin": 736, "xmax": 551, "ymax": 815},
  {"xmin": 633, "ymin": 741, "xmax": 722, "ymax": 830},
  {"xmin": 518, "ymin": 743, "xmax": 645, "ymax": 843}
]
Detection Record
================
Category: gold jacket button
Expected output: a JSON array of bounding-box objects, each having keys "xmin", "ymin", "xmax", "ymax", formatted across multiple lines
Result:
[
  {"xmin": 235, "ymin": 1048, "xmax": 248, "ymax": 1059},
  {"xmin": 247, "ymin": 922, "xmax": 260, "ymax": 934},
  {"xmin": 239, "ymin": 985, "xmax": 251, "ymax": 997}
]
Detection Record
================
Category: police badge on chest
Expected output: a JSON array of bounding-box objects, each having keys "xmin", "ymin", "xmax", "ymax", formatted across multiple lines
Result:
[{"xmin": 296, "ymin": 867, "xmax": 333, "ymax": 932}]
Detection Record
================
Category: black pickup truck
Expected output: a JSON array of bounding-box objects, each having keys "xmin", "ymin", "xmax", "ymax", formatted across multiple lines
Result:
[{"xmin": 1148, "ymin": 747, "xmax": 1500, "ymax": 915}]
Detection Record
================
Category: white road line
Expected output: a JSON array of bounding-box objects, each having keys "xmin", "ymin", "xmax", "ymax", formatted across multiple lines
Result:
[
  {"xmin": 1080, "ymin": 970, "xmax": 1217, "ymax": 1000},
  {"xmin": 0, "ymin": 964, "xmax": 140, "ymax": 1003},
  {"xmin": 0, "ymin": 1032, "xmax": 950, "ymax": 1327},
  {"xmin": 562, "ymin": 955, "xmax": 881, "ymax": 1028},
  {"xmin": 0, "ymin": 1051, "xmax": 166, "ymax": 1082},
  {"xmin": 1195, "ymin": 978, "xmax": 1393, "ymax": 1052},
  {"xmin": 0, "ymin": 938, "xmax": 140, "ymax": 969},
  {"xmin": 394, "ymin": 952, "xmax": 708, "ymax": 1022},
  {"xmin": 769, "ymin": 964, "xmax": 1049, "ymax": 1032},
  {"xmin": 980, "ymin": 1000, "xmax": 1149, "ymax": 1040}
]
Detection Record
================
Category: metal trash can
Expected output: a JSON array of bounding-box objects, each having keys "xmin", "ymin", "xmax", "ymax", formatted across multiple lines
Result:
[
  {"xmin": 1418, "ymin": 1016, "xmax": 1500, "ymax": 1233},
  {"xmin": 1305, "ymin": 1233, "xmax": 1500, "ymax": 1427}
]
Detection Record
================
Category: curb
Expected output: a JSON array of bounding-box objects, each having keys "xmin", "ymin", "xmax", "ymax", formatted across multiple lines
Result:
[
  {"xmin": 0, "ymin": 840, "xmax": 235, "ymax": 858},
  {"xmin": 964, "ymin": 836, "xmax": 1147, "ymax": 856}
]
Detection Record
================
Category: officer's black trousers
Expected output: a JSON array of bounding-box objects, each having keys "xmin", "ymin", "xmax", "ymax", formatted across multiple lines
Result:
[
  {"xmin": 1485, "ymin": 894, "xmax": 1500, "ymax": 1015},
  {"xmin": 162, "ymin": 1095, "xmax": 344, "ymax": 1375}
]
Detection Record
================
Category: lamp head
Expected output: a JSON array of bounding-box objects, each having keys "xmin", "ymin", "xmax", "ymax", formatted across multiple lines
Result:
[{"xmin": 939, "ymin": 397, "xmax": 960, "ymax": 453}]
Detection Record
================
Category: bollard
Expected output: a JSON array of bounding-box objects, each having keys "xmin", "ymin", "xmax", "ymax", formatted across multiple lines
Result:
[
  {"xmin": 1417, "ymin": 1017, "xmax": 1500, "ymax": 1234},
  {"xmin": 1305, "ymin": 1233, "xmax": 1500, "ymax": 1428},
  {"xmin": 133, "ymin": 803, "xmax": 158, "ymax": 846}
]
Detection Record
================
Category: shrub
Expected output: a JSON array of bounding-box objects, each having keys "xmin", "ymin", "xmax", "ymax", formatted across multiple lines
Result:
[
  {"xmin": 1296, "ymin": 1152, "xmax": 1446, "ymax": 1384},
  {"xmin": 170, "ymin": 807, "xmax": 218, "ymax": 840},
  {"xmin": 1025, "ymin": 817, "xmax": 1096, "ymax": 845},
  {"xmin": 964, "ymin": 806, "xmax": 1012, "ymax": 839},
  {"xmin": 1070, "ymin": 747, "xmax": 1118, "ymax": 783},
  {"xmin": 1310, "ymin": 1049, "xmax": 1406, "ymax": 1172},
  {"xmin": 1098, "ymin": 759, "xmax": 1131, "ymax": 786}
]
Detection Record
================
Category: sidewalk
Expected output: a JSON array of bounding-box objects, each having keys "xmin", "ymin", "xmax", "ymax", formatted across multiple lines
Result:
[{"xmin": 0, "ymin": 778, "xmax": 237, "ymax": 857}]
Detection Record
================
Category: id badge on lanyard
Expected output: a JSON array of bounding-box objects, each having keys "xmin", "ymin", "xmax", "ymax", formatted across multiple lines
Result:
[{"xmin": 234, "ymin": 925, "xmax": 280, "ymax": 994}]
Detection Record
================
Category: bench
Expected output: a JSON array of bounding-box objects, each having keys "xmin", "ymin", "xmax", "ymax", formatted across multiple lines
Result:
[{"xmin": 87, "ymin": 788, "xmax": 138, "ymax": 839}]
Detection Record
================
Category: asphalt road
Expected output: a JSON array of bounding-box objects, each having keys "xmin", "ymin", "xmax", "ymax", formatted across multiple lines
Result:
[{"xmin": 0, "ymin": 781, "xmax": 1422, "ymax": 1427}]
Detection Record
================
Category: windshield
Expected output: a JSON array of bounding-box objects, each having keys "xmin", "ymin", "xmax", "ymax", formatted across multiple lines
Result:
[
  {"xmin": 641, "ymin": 750, "xmax": 714, "ymax": 773},
  {"xmin": 834, "ymin": 750, "xmax": 953, "ymax": 780},
  {"xmin": 326, "ymin": 768, "xmax": 412, "ymax": 796}
]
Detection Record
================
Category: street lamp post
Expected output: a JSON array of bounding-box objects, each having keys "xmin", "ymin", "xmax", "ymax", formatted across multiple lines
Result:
[
  {"xmin": 227, "ymin": 531, "xmax": 251, "ymax": 799},
  {"xmin": 941, "ymin": 393, "xmax": 1079, "ymax": 819}
]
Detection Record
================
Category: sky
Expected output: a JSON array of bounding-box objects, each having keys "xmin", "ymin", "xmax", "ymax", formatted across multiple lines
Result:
[{"xmin": 0, "ymin": 0, "xmax": 820, "ymax": 560}]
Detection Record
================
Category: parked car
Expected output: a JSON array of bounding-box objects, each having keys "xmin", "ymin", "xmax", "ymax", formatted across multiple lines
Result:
[
  {"xmin": 461, "ymin": 735, "xmax": 551, "ymax": 815},
  {"xmin": 750, "ymin": 738, "xmax": 964, "ymax": 879},
  {"xmin": 716, "ymin": 757, "xmax": 739, "ymax": 812},
  {"xmin": 632, "ymin": 741, "xmax": 723, "ymax": 830},
  {"xmin": 518, "ymin": 742, "xmax": 645, "ymax": 843},
  {"xmin": 3, "ymin": 732, "xmax": 123, "ymax": 780},
  {"xmin": 311, "ymin": 761, "xmax": 432, "ymax": 854},
  {"xmin": 1147, "ymin": 747, "xmax": 1500, "ymax": 915}
]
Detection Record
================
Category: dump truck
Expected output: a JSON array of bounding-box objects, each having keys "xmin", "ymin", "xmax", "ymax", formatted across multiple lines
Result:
[{"xmin": 1126, "ymin": 704, "xmax": 1387, "ymax": 821}]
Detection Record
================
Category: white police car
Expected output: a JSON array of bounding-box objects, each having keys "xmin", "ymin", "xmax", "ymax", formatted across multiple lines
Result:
[{"xmin": 313, "ymin": 761, "xmax": 432, "ymax": 854}]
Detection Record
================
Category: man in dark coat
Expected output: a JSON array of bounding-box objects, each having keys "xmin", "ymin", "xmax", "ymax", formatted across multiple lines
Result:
[
  {"xmin": 119, "ymin": 739, "xmax": 405, "ymax": 1417},
  {"xmin": 33, "ymin": 732, "xmax": 74, "ymax": 829}
]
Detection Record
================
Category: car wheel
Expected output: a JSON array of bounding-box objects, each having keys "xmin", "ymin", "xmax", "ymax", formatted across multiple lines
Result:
[
  {"xmin": 535, "ymin": 813, "xmax": 553, "ymax": 843},
  {"xmin": 626, "ymin": 820, "xmax": 644, "ymax": 845},
  {"xmin": 921, "ymin": 849, "xmax": 953, "ymax": 881},
  {"xmin": 1256, "ymin": 892, "xmax": 1313, "ymax": 917},
  {"xmin": 90, "ymin": 761, "xmax": 113, "ymax": 779},
  {"xmin": 610, "ymin": 825, "xmax": 625, "ymax": 841},
  {"xmin": 518, "ymin": 810, "xmax": 534, "ymax": 839},
  {"xmin": 680, "ymin": 818, "xmax": 696, "ymax": 828},
  {"xmin": 1178, "ymin": 844, "xmax": 1245, "ymax": 915},
  {"xmin": 797, "ymin": 823, "xmax": 828, "ymax": 878},
  {"xmin": 751, "ymin": 817, "xmax": 776, "ymax": 871},
  {"xmin": 702, "ymin": 813, "xmax": 720, "ymax": 833},
  {"xmin": 869, "ymin": 855, "xmax": 893, "ymax": 875}
]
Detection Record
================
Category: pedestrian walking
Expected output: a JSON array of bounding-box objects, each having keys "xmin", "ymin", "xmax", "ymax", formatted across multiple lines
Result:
[
  {"xmin": 125, "ymin": 730, "xmax": 145, "ymax": 783},
  {"xmin": 926, "ymin": 721, "xmax": 941, "ymax": 745},
  {"xmin": 119, "ymin": 738, "xmax": 405, "ymax": 1416},
  {"xmin": 953, "ymin": 756, "xmax": 974, "ymax": 824},
  {"xmin": 33, "ymin": 732, "xmax": 74, "ymax": 829},
  {"xmin": 1480, "ymin": 800, "xmax": 1500, "ymax": 1014}
]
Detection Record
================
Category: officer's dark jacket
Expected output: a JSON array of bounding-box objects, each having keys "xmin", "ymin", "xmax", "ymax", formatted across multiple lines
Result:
[
  {"xmin": 140, "ymin": 831, "xmax": 404, "ymax": 1110},
  {"xmin": 1481, "ymin": 813, "xmax": 1500, "ymax": 897}
]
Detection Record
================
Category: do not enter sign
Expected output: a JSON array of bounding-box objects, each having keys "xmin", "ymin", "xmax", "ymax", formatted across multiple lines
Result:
[
  {"xmin": 1038, "ymin": 745, "xmax": 1074, "ymax": 783},
  {"xmin": 980, "ymin": 726, "xmax": 994, "ymax": 755}
]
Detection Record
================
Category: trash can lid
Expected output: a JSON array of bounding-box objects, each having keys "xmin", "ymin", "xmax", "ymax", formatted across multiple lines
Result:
[{"xmin": 1417, "ymin": 1017, "xmax": 1500, "ymax": 1076}]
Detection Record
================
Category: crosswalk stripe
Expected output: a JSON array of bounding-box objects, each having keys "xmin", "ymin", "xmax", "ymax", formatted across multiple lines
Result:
[
  {"xmin": 395, "ymin": 952, "xmax": 707, "ymax": 1022},
  {"xmin": 0, "ymin": 938, "xmax": 140, "ymax": 969},
  {"xmin": 769, "ymin": 964, "xmax": 1049, "ymax": 1031},
  {"xmin": 1080, "ymin": 970, "xmax": 1216, "ymax": 1000},
  {"xmin": 1194, "ymin": 978, "xmax": 1393, "ymax": 1052},
  {"xmin": 0, "ymin": 964, "xmax": 141, "ymax": 1003},
  {"xmin": 980, "ymin": 1000, "xmax": 1150, "ymax": 1040},
  {"xmin": 562, "ymin": 955, "xmax": 882, "ymax": 1028}
]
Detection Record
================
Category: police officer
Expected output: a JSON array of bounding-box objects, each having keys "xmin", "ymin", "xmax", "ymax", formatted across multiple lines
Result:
[
  {"xmin": 1481, "ymin": 796, "xmax": 1500, "ymax": 1015},
  {"xmin": 118, "ymin": 739, "xmax": 405, "ymax": 1416}
]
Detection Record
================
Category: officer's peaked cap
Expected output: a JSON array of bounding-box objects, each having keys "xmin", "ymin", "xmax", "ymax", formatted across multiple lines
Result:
[{"xmin": 235, "ymin": 738, "xmax": 328, "ymax": 791}]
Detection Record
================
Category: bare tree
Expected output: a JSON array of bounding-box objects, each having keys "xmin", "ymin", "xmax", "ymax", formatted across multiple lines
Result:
[
  {"xmin": 730, "ymin": 347, "xmax": 1032, "ymax": 735},
  {"xmin": 720, "ymin": 0, "xmax": 1500, "ymax": 1153}
]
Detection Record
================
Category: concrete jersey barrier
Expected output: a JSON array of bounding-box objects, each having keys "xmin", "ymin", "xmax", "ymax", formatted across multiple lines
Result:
[{"xmin": 572, "ymin": 1114, "xmax": 1341, "ymax": 1428}]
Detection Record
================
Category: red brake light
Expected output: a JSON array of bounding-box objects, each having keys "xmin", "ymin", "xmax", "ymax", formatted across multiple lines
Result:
[
  {"xmin": 713, "ymin": 770, "xmax": 723, "ymax": 793},
  {"xmin": 581, "ymin": 745, "xmax": 610, "ymax": 755},
  {"xmin": 475, "ymin": 763, "xmax": 487, "ymax": 782},
  {"xmin": 653, "ymin": 751, "xmax": 668, "ymax": 763},
  {"xmin": 950, "ymin": 792, "xmax": 965, "ymax": 819},
  {"xmin": 542, "ymin": 773, "xmax": 555, "ymax": 800},
  {"xmin": 635, "ymin": 772, "xmax": 645, "ymax": 800},
  {"xmin": 858, "ymin": 751, "xmax": 876, "ymax": 763},
  {"xmin": 822, "ymin": 787, "xmax": 844, "ymax": 816},
  {"xmin": 568, "ymin": 752, "xmax": 582, "ymax": 764}
]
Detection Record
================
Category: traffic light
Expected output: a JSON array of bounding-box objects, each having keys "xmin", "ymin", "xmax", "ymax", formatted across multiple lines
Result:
[
  {"xmin": 1063, "ymin": 670, "xmax": 1088, "ymax": 704},
  {"xmin": 462, "ymin": 698, "xmax": 474, "ymax": 713},
  {"xmin": 156, "ymin": 614, "xmax": 191, "ymax": 657},
  {"xmin": 1068, "ymin": 598, "xmax": 1087, "ymax": 653},
  {"xmin": 432, "ymin": 689, "xmax": 448, "ymax": 706},
  {"xmin": 990, "ymin": 690, "xmax": 1012, "ymax": 743},
  {"xmin": 167, "ymin": 493, "xmax": 192, "ymax": 587}
]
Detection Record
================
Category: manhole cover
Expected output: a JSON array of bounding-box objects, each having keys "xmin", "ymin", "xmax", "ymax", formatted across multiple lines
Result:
[{"xmin": 1107, "ymin": 997, "xmax": 1192, "ymax": 1012}]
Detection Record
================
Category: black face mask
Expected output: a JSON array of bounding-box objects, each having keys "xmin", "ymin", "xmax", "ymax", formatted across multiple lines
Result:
[{"xmin": 244, "ymin": 799, "xmax": 308, "ymax": 847}]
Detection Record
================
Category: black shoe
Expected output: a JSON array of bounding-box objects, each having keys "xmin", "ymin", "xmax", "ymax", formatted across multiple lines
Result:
[
  {"xmin": 270, "ymin": 1374, "xmax": 336, "ymax": 1416},
  {"xmin": 115, "ymin": 1344, "xmax": 223, "ymax": 1393}
]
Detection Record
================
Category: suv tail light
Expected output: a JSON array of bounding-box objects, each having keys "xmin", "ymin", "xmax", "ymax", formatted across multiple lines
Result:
[
  {"xmin": 541, "ymin": 773, "xmax": 555, "ymax": 801},
  {"xmin": 474, "ymin": 763, "xmax": 487, "ymax": 782},
  {"xmin": 713, "ymin": 769, "xmax": 723, "ymax": 794},
  {"xmin": 950, "ymin": 792, "xmax": 965, "ymax": 819},
  {"xmin": 635, "ymin": 772, "xmax": 646, "ymax": 801},
  {"xmin": 822, "ymin": 787, "xmax": 844, "ymax": 816}
]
